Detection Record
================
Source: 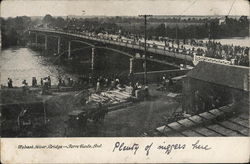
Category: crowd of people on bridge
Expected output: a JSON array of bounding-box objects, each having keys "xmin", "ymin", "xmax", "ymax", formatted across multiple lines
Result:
[
  {"xmin": 160, "ymin": 39, "xmax": 249, "ymax": 67},
  {"xmin": 91, "ymin": 31, "xmax": 250, "ymax": 66},
  {"xmin": 35, "ymin": 27, "xmax": 249, "ymax": 67},
  {"xmin": 112, "ymin": 33, "xmax": 249, "ymax": 67},
  {"xmin": 193, "ymin": 41, "xmax": 249, "ymax": 66}
]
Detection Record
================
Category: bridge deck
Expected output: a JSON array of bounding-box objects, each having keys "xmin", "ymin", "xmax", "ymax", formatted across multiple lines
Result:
[{"xmin": 30, "ymin": 29, "xmax": 193, "ymax": 62}]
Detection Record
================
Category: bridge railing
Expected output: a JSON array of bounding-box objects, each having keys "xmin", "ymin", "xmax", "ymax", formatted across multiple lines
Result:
[
  {"xmin": 193, "ymin": 54, "xmax": 232, "ymax": 66},
  {"xmin": 30, "ymin": 28, "xmax": 195, "ymax": 61}
]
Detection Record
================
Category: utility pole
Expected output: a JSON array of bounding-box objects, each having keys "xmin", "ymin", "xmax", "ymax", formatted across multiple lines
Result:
[
  {"xmin": 139, "ymin": 14, "xmax": 152, "ymax": 85},
  {"xmin": 164, "ymin": 23, "xmax": 167, "ymax": 48},
  {"xmin": 175, "ymin": 23, "xmax": 179, "ymax": 49},
  {"xmin": 208, "ymin": 19, "xmax": 211, "ymax": 42}
]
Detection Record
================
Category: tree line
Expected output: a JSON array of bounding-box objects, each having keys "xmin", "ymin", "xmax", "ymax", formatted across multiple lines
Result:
[
  {"xmin": 1, "ymin": 16, "xmax": 38, "ymax": 48},
  {"xmin": 1, "ymin": 15, "xmax": 249, "ymax": 48}
]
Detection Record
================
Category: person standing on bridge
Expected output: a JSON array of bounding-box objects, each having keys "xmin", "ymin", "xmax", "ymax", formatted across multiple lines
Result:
[
  {"xmin": 40, "ymin": 78, "xmax": 43, "ymax": 86},
  {"xmin": 22, "ymin": 79, "xmax": 29, "ymax": 94},
  {"xmin": 48, "ymin": 76, "xmax": 51, "ymax": 88},
  {"xmin": 32, "ymin": 77, "xmax": 37, "ymax": 87},
  {"xmin": 7, "ymin": 78, "xmax": 13, "ymax": 88}
]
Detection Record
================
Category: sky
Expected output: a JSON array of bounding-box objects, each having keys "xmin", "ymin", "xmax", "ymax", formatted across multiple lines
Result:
[{"xmin": 0, "ymin": 0, "xmax": 249, "ymax": 18}]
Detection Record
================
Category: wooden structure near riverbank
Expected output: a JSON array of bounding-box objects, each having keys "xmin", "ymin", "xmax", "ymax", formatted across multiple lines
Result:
[
  {"xmin": 156, "ymin": 103, "xmax": 249, "ymax": 137},
  {"xmin": 182, "ymin": 61, "xmax": 249, "ymax": 114},
  {"xmin": 154, "ymin": 61, "xmax": 250, "ymax": 137}
]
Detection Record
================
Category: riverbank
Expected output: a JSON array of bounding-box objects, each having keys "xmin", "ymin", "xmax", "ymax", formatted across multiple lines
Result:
[{"xmin": 1, "ymin": 82, "xmax": 183, "ymax": 137}]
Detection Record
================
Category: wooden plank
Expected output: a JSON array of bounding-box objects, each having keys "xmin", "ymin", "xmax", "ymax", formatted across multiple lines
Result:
[
  {"xmin": 156, "ymin": 126, "xmax": 172, "ymax": 134},
  {"xmin": 198, "ymin": 113, "xmax": 242, "ymax": 136},
  {"xmin": 188, "ymin": 115, "xmax": 204, "ymax": 124},
  {"xmin": 200, "ymin": 113, "xmax": 248, "ymax": 136},
  {"xmin": 238, "ymin": 113, "xmax": 250, "ymax": 120},
  {"xmin": 209, "ymin": 109, "xmax": 224, "ymax": 117},
  {"xmin": 178, "ymin": 119, "xmax": 196, "ymax": 128},
  {"xmin": 229, "ymin": 117, "xmax": 250, "ymax": 128},
  {"xmin": 227, "ymin": 119, "xmax": 250, "ymax": 130},
  {"xmin": 199, "ymin": 112, "xmax": 216, "ymax": 120},
  {"xmin": 166, "ymin": 133, "xmax": 185, "ymax": 137},
  {"xmin": 220, "ymin": 120, "xmax": 248, "ymax": 136},
  {"xmin": 156, "ymin": 125, "xmax": 186, "ymax": 137},
  {"xmin": 236, "ymin": 119, "xmax": 249, "ymax": 128},
  {"xmin": 194, "ymin": 127, "xmax": 222, "ymax": 136},
  {"xmin": 156, "ymin": 126, "xmax": 166, "ymax": 132},
  {"xmin": 111, "ymin": 90, "xmax": 131, "ymax": 97},
  {"xmin": 220, "ymin": 120, "xmax": 246, "ymax": 131},
  {"xmin": 177, "ymin": 121, "xmax": 206, "ymax": 136},
  {"xmin": 108, "ymin": 102, "xmax": 132, "ymax": 111},
  {"xmin": 165, "ymin": 125, "xmax": 188, "ymax": 137},
  {"xmin": 206, "ymin": 124, "xmax": 238, "ymax": 136},
  {"xmin": 167, "ymin": 122, "xmax": 183, "ymax": 130},
  {"xmin": 202, "ymin": 125, "xmax": 227, "ymax": 136},
  {"xmin": 182, "ymin": 129, "xmax": 204, "ymax": 137},
  {"xmin": 239, "ymin": 129, "xmax": 249, "ymax": 136},
  {"xmin": 219, "ymin": 106, "xmax": 231, "ymax": 112}
]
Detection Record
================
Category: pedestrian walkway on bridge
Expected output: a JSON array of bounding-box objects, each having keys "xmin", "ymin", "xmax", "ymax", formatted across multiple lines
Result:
[{"xmin": 29, "ymin": 28, "xmax": 249, "ymax": 67}]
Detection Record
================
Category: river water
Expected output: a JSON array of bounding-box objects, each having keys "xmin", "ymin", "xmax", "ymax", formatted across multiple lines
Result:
[
  {"xmin": 1, "ymin": 37, "xmax": 248, "ymax": 87},
  {"xmin": 201, "ymin": 37, "xmax": 249, "ymax": 47},
  {"xmin": 0, "ymin": 47, "xmax": 172, "ymax": 87},
  {"xmin": 0, "ymin": 47, "xmax": 78, "ymax": 87}
]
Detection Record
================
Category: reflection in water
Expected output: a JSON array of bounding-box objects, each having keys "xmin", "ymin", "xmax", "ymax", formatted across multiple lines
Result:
[{"xmin": 0, "ymin": 47, "xmax": 77, "ymax": 87}]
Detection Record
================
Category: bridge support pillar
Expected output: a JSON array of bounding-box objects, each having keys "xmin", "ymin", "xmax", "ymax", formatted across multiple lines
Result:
[
  {"xmin": 129, "ymin": 58, "xmax": 134, "ymax": 74},
  {"xmin": 35, "ymin": 33, "xmax": 38, "ymax": 47},
  {"xmin": 57, "ymin": 37, "xmax": 61, "ymax": 54},
  {"xmin": 28, "ymin": 31, "xmax": 31, "ymax": 45},
  {"xmin": 44, "ymin": 35, "xmax": 48, "ymax": 50},
  {"xmin": 68, "ymin": 41, "xmax": 71, "ymax": 59},
  {"xmin": 91, "ymin": 47, "xmax": 95, "ymax": 72},
  {"xmin": 129, "ymin": 57, "xmax": 134, "ymax": 86}
]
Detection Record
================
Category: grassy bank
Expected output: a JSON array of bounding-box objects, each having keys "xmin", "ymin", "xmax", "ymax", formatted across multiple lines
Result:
[{"xmin": 0, "ymin": 88, "xmax": 42, "ymax": 105}]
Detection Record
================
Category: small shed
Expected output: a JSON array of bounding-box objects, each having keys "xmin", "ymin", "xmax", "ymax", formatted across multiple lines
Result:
[{"xmin": 182, "ymin": 61, "xmax": 249, "ymax": 114}]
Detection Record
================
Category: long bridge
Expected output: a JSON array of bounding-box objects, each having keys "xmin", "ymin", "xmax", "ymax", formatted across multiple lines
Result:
[
  {"xmin": 28, "ymin": 28, "xmax": 233, "ymax": 74},
  {"xmin": 28, "ymin": 28, "xmax": 194, "ymax": 69}
]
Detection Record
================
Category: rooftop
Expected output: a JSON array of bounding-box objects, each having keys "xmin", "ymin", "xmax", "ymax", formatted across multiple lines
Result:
[
  {"xmin": 156, "ymin": 103, "xmax": 249, "ymax": 137},
  {"xmin": 187, "ymin": 61, "xmax": 250, "ymax": 91}
]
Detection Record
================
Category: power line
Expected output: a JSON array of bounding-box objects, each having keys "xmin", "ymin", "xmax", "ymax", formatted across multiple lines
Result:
[
  {"xmin": 180, "ymin": 0, "xmax": 197, "ymax": 15},
  {"xmin": 227, "ymin": 0, "xmax": 237, "ymax": 16}
]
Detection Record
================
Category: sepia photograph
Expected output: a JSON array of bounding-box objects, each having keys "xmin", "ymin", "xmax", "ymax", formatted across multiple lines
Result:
[{"xmin": 0, "ymin": 0, "xmax": 249, "ymax": 140}]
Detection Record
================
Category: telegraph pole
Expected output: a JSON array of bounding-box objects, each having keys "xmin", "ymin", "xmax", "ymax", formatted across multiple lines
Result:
[
  {"xmin": 208, "ymin": 19, "xmax": 211, "ymax": 42},
  {"xmin": 175, "ymin": 23, "xmax": 179, "ymax": 49},
  {"xmin": 139, "ymin": 14, "xmax": 152, "ymax": 85}
]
